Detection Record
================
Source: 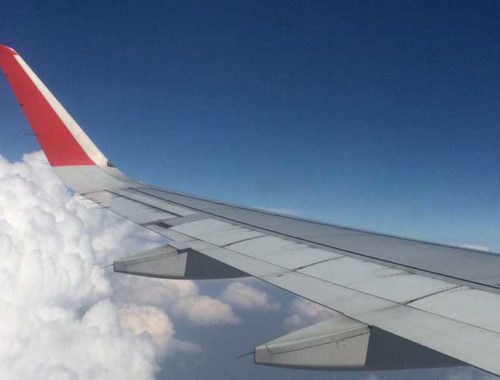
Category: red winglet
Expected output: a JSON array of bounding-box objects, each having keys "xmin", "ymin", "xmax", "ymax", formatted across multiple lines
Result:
[
  {"xmin": 0, "ymin": 44, "xmax": 95, "ymax": 166},
  {"xmin": 0, "ymin": 45, "xmax": 18, "ymax": 55}
]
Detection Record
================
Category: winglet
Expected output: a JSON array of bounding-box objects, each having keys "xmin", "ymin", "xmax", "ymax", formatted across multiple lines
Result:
[
  {"xmin": 0, "ymin": 45, "xmax": 18, "ymax": 55},
  {"xmin": 0, "ymin": 44, "xmax": 109, "ymax": 167}
]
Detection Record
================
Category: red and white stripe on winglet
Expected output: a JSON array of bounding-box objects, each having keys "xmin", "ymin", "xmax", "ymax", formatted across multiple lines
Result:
[{"xmin": 0, "ymin": 44, "xmax": 108, "ymax": 167}]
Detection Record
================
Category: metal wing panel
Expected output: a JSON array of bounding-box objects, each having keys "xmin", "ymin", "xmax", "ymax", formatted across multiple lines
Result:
[
  {"xmin": 171, "ymin": 219, "xmax": 265, "ymax": 246},
  {"xmin": 128, "ymin": 186, "xmax": 500, "ymax": 289},
  {"xmin": 116, "ymin": 188, "xmax": 196, "ymax": 217},
  {"xmin": 53, "ymin": 166, "xmax": 131, "ymax": 193},
  {"xmin": 85, "ymin": 190, "xmax": 178, "ymax": 224},
  {"xmin": 299, "ymin": 256, "xmax": 458, "ymax": 304},
  {"xmin": 410, "ymin": 287, "xmax": 500, "ymax": 333},
  {"xmin": 84, "ymin": 183, "xmax": 500, "ymax": 293},
  {"xmin": 227, "ymin": 235, "xmax": 343, "ymax": 270},
  {"xmin": 162, "ymin": 222, "xmax": 457, "ymax": 307}
]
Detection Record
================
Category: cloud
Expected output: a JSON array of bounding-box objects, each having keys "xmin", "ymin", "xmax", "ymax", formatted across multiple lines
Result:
[
  {"xmin": 112, "ymin": 276, "xmax": 198, "ymax": 307},
  {"xmin": 0, "ymin": 298, "xmax": 158, "ymax": 380},
  {"xmin": 444, "ymin": 367, "xmax": 498, "ymax": 380},
  {"xmin": 283, "ymin": 297, "xmax": 337, "ymax": 331},
  {"xmin": 173, "ymin": 296, "xmax": 240, "ymax": 326},
  {"xmin": 460, "ymin": 244, "xmax": 490, "ymax": 252},
  {"xmin": 112, "ymin": 275, "xmax": 239, "ymax": 326},
  {"xmin": 221, "ymin": 282, "xmax": 280, "ymax": 311},
  {"xmin": 118, "ymin": 304, "xmax": 174, "ymax": 357},
  {"xmin": 0, "ymin": 151, "xmax": 235, "ymax": 379}
]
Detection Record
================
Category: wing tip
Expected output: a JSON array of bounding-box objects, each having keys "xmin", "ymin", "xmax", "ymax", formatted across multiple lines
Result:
[
  {"xmin": 0, "ymin": 45, "xmax": 18, "ymax": 56},
  {"xmin": 0, "ymin": 44, "xmax": 110, "ymax": 168}
]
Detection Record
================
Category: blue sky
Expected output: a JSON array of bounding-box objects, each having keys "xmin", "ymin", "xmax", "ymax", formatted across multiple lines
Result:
[{"xmin": 1, "ymin": 1, "xmax": 500, "ymax": 379}]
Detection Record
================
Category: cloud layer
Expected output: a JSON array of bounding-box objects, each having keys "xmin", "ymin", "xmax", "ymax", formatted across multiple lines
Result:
[
  {"xmin": 283, "ymin": 297, "xmax": 337, "ymax": 331},
  {"xmin": 0, "ymin": 152, "xmax": 236, "ymax": 379},
  {"xmin": 221, "ymin": 281, "xmax": 280, "ymax": 311}
]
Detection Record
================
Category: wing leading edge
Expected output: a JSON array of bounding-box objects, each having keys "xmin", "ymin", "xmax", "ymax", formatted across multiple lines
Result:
[{"xmin": 2, "ymin": 44, "xmax": 500, "ymax": 375}]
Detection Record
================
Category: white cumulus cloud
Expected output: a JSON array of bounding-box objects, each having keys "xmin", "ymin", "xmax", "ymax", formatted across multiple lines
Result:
[
  {"xmin": 0, "ymin": 151, "xmax": 236, "ymax": 379},
  {"xmin": 444, "ymin": 367, "xmax": 498, "ymax": 380},
  {"xmin": 173, "ymin": 296, "xmax": 240, "ymax": 326},
  {"xmin": 460, "ymin": 244, "xmax": 490, "ymax": 252},
  {"xmin": 112, "ymin": 275, "xmax": 239, "ymax": 326},
  {"xmin": 283, "ymin": 297, "xmax": 337, "ymax": 331},
  {"xmin": 221, "ymin": 282, "xmax": 280, "ymax": 311}
]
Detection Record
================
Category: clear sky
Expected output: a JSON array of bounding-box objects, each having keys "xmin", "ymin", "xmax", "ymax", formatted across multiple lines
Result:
[{"xmin": 1, "ymin": 1, "xmax": 500, "ymax": 379}]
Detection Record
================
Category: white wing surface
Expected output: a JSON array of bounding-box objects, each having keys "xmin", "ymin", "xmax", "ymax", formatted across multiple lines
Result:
[{"xmin": 2, "ymin": 44, "xmax": 500, "ymax": 376}]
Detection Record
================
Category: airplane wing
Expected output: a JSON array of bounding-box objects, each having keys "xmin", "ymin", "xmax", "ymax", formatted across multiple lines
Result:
[{"xmin": 2, "ymin": 44, "xmax": 500, "ymax": 375}]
